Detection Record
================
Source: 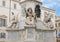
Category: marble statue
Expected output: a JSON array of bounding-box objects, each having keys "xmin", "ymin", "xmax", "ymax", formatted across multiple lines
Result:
[
  {"xmin": 35, "ymin": 5, "xmax": 41, "ymax": 18},
  {"xmin": 44, "ymin": 14, "xmax": 54, "ymax": 29},
  {"xmin": 8, "ymin": 12, "xmax": 18, "ymax": 28},
  {"xmin": 25, "ymin": 8, "xmax": 36, "ymax": 25}
]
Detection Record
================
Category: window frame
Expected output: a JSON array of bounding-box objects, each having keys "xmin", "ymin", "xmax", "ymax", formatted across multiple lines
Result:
[
  {"xmin": 0, "ymin": 18, "xmax": 6, "ymax": 27},
  {"xmin": 58, "ymin": 23, "xmax": 60, "ymax": 27},
  {"xmin": 0, "ymin": 32, "xmax": 6, "ymax": 39},
  {"xmin": 2, "ymin": 0, "xmax": 6, "ymax": 6},
  {"xmin": 14, "ymin": 3, "xmax": 16, "ymax": 9}
]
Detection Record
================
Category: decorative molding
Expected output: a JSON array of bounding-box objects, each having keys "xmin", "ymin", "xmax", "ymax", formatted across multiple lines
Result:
[
  {"xmin": 41, "ymin": 7, "xmax": 55, "ymax": 13},
  {"xmin": 0, "ymin": 15, "xmax": 7, "ymax": 19},
  {"xmin": 19, "ymin": 0, "xmax": 42, "ymax": 4}
]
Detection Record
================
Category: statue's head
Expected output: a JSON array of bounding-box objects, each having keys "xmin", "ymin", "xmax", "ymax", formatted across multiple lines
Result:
[
  {"xmin": 27, "ymin": 8, "xmax": 33, "ymax": 13},
  {"xmin": 35, "ymin": 5, "xmax": 40, "ymax": 9}
]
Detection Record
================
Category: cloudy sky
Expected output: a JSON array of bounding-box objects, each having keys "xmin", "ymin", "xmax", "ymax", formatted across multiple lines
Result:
[{"xmin": 42, "ymin": 0, "xmax": 60, "ymax": 16}]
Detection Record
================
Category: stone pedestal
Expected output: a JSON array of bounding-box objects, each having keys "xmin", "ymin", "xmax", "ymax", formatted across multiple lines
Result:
[
  {"xmin": 24, "ymin": 25, "xmax": 36, "ymax": 42},
  {"xmin": 42, "ymin": 30, "xmax": 56, "ymax": 42},
  {"xmin": 24, "ymin": 24, "xmax": 56, "ymax": 42},
  {"xmin": 36, "ymin": 20, "xmax": 56, "ymax": 42}
]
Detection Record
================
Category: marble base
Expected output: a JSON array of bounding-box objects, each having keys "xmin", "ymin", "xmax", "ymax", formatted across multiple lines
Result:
[{"xmin": 39, "ymin": 30, "xmax": 56, "ymax": 42}]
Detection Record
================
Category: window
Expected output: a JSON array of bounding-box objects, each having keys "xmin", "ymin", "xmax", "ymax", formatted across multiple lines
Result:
[
  {"xmin": 58, "ymin": 23, "xmax": 60, "ymax": 27},
  {"xmin": 14, "ymin": 4, "xmax": 16, "ymax": 9},
  {"xmin": 0, "ymin": 19, "xmax": 6, "ymax": 27},
  {"xmin": 55, "ymin": 23, "xmax": 57, "ymax": 27},
  {"xmin": 2, "ymin": 1, "xmax": 6, "ymax": 6},
  {"xmin": 0, "ymin": 33, "xmax": 6, "ymax": 38}
]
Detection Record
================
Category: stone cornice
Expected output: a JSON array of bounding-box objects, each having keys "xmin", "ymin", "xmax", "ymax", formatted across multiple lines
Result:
[
  {"xmin": 19, "ymin": 0, "xmax": 42, "ymax": 4},
  {"xmin": 0, "ymin": 15, "xmax": 7, "ymax": 19},
  {"xmin": 36, "ymin": 29, "xmax": 56, "ymax": 31},
  {"xmin": 11, "ymin": 0, "xmax": 20, "ymax": 2},
  {"xmin": 6, "ymin": 28, "xmax": 20, "ymax": 31},
  {"xmin": 41, "ymin": 6, "xmax": 55, "ymax": 13},
  {"xmin": 56, "ymin": 20, "xmax": 60, "ymax": 22}
]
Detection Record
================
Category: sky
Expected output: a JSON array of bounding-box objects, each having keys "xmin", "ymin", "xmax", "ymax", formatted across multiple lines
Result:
[{"xmin": 41, "ymin": 0, "xmax": 60, "ymax": 16}]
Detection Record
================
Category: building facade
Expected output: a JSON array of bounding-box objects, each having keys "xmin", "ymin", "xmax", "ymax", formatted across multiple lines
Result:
[
  {"xmin": 0, "ymin": 0, "xmax": 56, "ymax": 42},
  {"xmin": 56, "ymin": 16, "xmax": 60, "ymax": 42}
]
